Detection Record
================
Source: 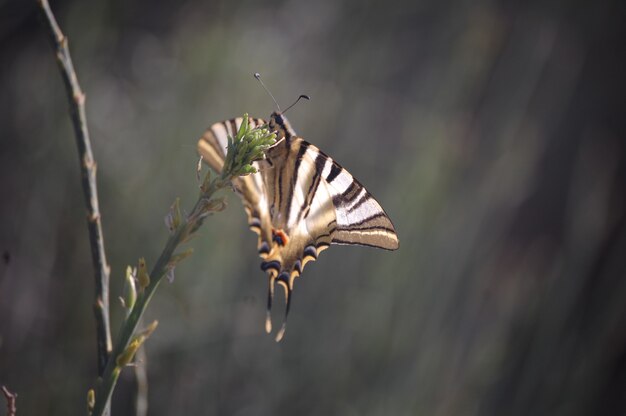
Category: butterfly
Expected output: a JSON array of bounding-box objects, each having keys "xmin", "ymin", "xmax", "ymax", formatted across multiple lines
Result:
[{"xmin": 198, "ymin": 111, "xmax": 399, "ymax": 341}]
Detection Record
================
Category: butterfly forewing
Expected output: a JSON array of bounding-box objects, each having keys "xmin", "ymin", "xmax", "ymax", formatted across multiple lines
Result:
[
  {"xmin": 301, "ymin": 147, "xmax": 399, "ymax": 251},
  {"xmin": 198, "ymin": 117, "xmax": 273, "ymax": 256}
]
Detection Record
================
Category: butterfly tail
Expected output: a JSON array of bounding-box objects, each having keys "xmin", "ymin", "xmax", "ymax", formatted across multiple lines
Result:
[
  {"xmin": 265, "ymin": 275, "xmax": 275, "ymax": 333},
  {"xmin": 274, "ymin": 275, "xmax": 293, "ymax": 342}
]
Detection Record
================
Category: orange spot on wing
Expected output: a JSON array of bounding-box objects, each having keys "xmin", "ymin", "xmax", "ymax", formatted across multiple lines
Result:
[{"xmin": 272, "ymin": 228, "xmax": 289, "ymax": 246}]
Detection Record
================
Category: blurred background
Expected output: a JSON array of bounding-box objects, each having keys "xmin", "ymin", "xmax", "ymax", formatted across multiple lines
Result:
[{"xmin": 1, "ymin": 0, "xmax": 625, "ymax": 414}]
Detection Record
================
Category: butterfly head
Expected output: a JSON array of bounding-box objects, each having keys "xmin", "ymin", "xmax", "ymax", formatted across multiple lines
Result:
[
  {"xmin": 269, "ymin": 112, "xmax": 297, "ymax": 141},
  {"xmin": 253, "ymin": 72, "xmax": 307, "ymax": 142}
]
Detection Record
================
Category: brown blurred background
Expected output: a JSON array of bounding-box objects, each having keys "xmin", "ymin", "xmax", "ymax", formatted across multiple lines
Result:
[{"xmin": 1, "ymin": 0, "xmax": 625, "ymax": 414}]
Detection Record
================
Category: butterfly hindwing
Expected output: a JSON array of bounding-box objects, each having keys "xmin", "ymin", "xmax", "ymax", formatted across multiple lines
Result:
[{"xmin": 261, "ymin": 137, "xmax": 338, "ymax": 281}]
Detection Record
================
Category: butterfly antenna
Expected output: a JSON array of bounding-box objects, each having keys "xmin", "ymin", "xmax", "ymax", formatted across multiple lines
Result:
[
  {"xmin": 283, "ymin": 94, "xmax": 310, "ymax": 115},
  {"xmin": 274, "ymin": 281, "xmax": 292, "ymax": 342},
  {"xmin": 266, "ymin": 275, "xmax": 276, "ymax": 333},
  {"xmin": 254, "ymin": 72, "xmax": 281, "ymax": 112}
]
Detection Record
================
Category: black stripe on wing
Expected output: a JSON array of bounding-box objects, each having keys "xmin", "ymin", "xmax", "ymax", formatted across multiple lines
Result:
[
  {"xmin": 318, "ymin": 152, "xmax": 399, "ymax": 250},
  {"xmin": 284, "ymin": 141, "xmax": 310, "ymax": 226}
]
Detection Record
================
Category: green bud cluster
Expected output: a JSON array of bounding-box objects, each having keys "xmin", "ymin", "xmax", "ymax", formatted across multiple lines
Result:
[{"xmin": 221, "ymin": 114, "xmax": 277, "ymax": 179}]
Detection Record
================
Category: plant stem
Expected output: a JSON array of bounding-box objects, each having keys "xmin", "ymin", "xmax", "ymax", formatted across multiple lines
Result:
[
  {"xmin": 91, "ymin": 178, "xmax": 230, "ymax": 416},
  {"xmin": 134, "ymin": 345, "xmax": 148, "ymax": 416},
  {"xmin": 37, "ymin": 0, "xmax": 113, "ymax": 377}
]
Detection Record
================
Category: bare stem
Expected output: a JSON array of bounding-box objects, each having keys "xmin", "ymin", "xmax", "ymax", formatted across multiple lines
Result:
[
  {"xmin": 134, "ymin": 345, "xmax": 149, "ymax": 416},
  {"xmin": 91, "ymin": 178, "xmax": 230, "ymax": 416},
  {"xmin": 1, "ymin": 386, "xmax": 17, "ymax": 416},
  {"xmin": 37, "ymin": 0, "xmax": 113, "ymax": 377}
]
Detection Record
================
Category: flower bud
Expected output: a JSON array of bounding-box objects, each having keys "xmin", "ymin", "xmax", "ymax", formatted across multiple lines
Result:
[{"xmin": 138, "ymin": 257, "xmax": 150, "ymax": 290}]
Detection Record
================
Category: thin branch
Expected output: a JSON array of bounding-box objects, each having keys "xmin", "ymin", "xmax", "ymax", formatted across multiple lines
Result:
[
  {"xmin": 37, "ymin": 0, "xmax": 113, "ymax": 377},
  {"xmin": 1, "ymin": 385, "xmax": 17, "ymax": 416}
]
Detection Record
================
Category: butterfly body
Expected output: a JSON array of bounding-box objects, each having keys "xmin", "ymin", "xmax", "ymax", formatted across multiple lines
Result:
[{"xmin": 198, "ymin": 113, "xmax": 398, "ymax": 340}]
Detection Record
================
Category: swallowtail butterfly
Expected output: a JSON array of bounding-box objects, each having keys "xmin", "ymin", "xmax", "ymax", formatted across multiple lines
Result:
[{"xmin": 198, "ymin": 108, "xmax": 399, "ymax": 341}]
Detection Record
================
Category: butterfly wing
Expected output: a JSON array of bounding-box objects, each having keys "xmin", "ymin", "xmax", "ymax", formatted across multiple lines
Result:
[
  {"xmin": 261, "ymin": 136, "xmax": 399, "ymax": 271},
  {"xmin": 197, "ymin": 117, "xmax": 273, "ymax": 257},
  {"xmin": 259, "ymin": 137, "xmax": 338, "ymax": 282},
  {"xmin": 258, "ymin": 135, "xmax": 398, "ymax": 339},
  {"xmin": 320, "ymin": 157, "xmax": 399, "ymax": 250}
]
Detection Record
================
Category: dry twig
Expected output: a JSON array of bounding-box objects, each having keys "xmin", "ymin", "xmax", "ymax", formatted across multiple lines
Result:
[
  {"xmin": 1, "ymin": 386, "xmax": 17, "ymax": 416},
  {"xmin": 37, "ymin": 0, "xmax": 113, "ymax": 377}
]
